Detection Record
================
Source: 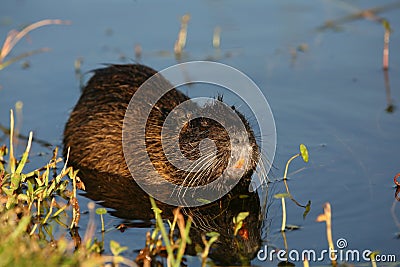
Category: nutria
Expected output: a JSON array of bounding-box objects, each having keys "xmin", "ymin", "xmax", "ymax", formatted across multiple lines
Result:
[{"xmin": 64, "ymin": 64, "xmax": 260, "ymax": 195}]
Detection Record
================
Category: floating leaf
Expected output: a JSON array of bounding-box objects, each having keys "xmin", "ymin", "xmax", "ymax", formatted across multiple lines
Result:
[
  {"xmin": 303, "ymin": 200, "xmax": 311, "ymax": 219},
  {"xmin": 299, "ymin": 144, "xmax": 309, "ymax": 163},
  {"xmin": 95, "ymin": 208, "xmax": 107, "ymax": 215},
  {"xmin": 285, "ymin": 224, "xmax": 301, "ymax": 231},
  {"xmin": 274, "ymin": 193, "xmax": 290, "ymax": 199}
]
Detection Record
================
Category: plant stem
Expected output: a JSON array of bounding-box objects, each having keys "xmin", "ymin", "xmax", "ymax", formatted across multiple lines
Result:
[
  {"xmin": 383, "ymin": 24, "xmax": 390, "ymax": 70},
  {"xmin": 100, "ymin": 214, "xmax": 105, "ymax": 232},
  {"xmin": 324, "ymin": 203, "xmax": 336, "ymax": 266},
  {"xmin": 283, "ymin": 153, "xmax": 307, "ymax": 208},
  {"xmin": 281, "ymin": 197, "xmax": 286, "ymax": 232},
  {"xmin": 149, "ymin": 197, "xmax": 176, "ymax": 267},
  {"xmin": 0, "ymin": 19, "xmax": 70, "ymax": 62},
  {"xmin": 9, "ymin": 110, "xmax": 15, "ymax": 173},
  {"xmin": 283, "ymin": 153, "xmax": 299, "ymax": 180}
]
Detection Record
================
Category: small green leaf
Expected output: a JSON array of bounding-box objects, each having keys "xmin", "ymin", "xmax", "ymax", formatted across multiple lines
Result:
[
  {"xmin": 34, "ymin": 186, "xmax": 46, "ymax": 196},
  {"xmin": 17, "ymin": 194, "xmax": 29, "ymax": 202},
  {"xmin": 206, "ymin": 232, "xmax": 220, "ymax": 245},
  {"xmin": 206, "ymin": 232, "xmax": 220, "ymax": 238},
  {"xmin": 299, "ymin": 144, "xmax": 309, "ymax": 163},
  {"xmin": 15, "ymin": 151, "xmax": 29, "ymax": 174},
  {"xmin": 110, "ymin": 240, "xmax": 128, "ymax": 256},
  {"xmin": 6, "ymin": 195, "xmax": 17, "ymax": 209},
  {"xmin": 196, "ymin": 198, "xmax": 212, "ymax": 204},
  {"xmin": 233, "ymin": 212, "xmax": 249, "ymax": 236},
  {"xmin": 303, "ymin": 200, "xmax": 312, "ymax": 219},
  {"xmin": 96, "ymin": 208, "xmax": 107, "ymax": 215},
  {"xmin": 27, "ymin": 180, "xmax": 34, "ymax": 196},
  {"xmin": 382, "ymin": 19, "xmax": 392, "ymax": 32},
  {"xmin": 35, "ymin": 177, "xmax": 44, "ymax": 186},
  {"xmin": 233, "ymin": 212, "xmax": 249, "ymax": 224},
  {"xmin": 11, "ymin": 173, "xmax": 22, "ymax": 190},
  {"xmin": 209, "ymin": 236, "xmax": 219, "ymax": 245},
  {"xmin": 274, "ymin": 193, "xmax": 290, "ymax": 199},
  {"xmin": 2, "ymin": 186, "xmax": 14, "ymax": 197}
]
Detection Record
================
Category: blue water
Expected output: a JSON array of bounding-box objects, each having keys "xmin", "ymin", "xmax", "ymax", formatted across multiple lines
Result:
[{"xmin": 1, "ymin": 0, "xmax": 400, "ymax": 265}]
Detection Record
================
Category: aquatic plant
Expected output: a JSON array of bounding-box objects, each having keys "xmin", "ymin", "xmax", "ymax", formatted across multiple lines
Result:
[
  {"xmin": 0, "ymin": 19, "xmax": 70, "ymax": 71},
  {"xmin": 274, "ymin": 193, "xmax": 290, "ymax": 232},
  {"xmin": 174, "ymin": 14, "xmax": 190, "ymax": 56},
  {"xmin": 0, "ymin": 109, "xmax": 136, "ymax": 266},
  {"xmin": 135, "ymin": 198, "xmax": 192, "ymax": 266},
  {"xmin": 316, "ymin": 202, "xmax": 336, "ymax": 267},
  {"xmin": 199, "ymin": 232, "xmax": 220, "ymax": 267},
  {"xmin": 382, "ymin": 19, "xmax": 391, "ymax": 70},
  {"xmin": 96, "ymin": 207, "xmax": 107, "ymax": 233},
  {"xmin": 283, "ymin": 144, "xmax": 311, "ymax": 218}
]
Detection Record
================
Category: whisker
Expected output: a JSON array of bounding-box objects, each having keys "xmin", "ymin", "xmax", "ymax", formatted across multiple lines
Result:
[{"xmin": 177, "ymin": 152, "xmax": 216, "ymax": 197}]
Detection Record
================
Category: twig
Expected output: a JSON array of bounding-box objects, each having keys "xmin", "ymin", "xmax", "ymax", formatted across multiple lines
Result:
[
  {"xmin": 0, "ymin": 19, "xmax": 71, "ymax": 63},
  {"xmin": 316, "ymin": 202, "xmax": 337, "ymax": 267}
]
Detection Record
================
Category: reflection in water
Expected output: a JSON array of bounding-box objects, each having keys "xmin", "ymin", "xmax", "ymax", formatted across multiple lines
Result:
[
  {"xmin": 383, "ymin": 69, "xmax": 395, "ymax": 113},
  {"xmin": 77, "ymin": 167, "xmax": 264, "ymax": 265},
  {"xmin": 394, "ymin": 173, "xmax": 400, "ymax": 201}
]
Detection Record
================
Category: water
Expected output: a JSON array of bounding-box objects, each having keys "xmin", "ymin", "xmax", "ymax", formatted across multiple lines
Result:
[{"xmin": 1, "ymin": 0, "xmax": 399, "ymax": 265}]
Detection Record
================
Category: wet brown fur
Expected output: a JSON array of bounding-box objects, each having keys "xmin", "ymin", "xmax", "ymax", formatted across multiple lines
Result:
[{"xmin": 64, "ymin": 64, "xmax": 259, "ymax": 188}]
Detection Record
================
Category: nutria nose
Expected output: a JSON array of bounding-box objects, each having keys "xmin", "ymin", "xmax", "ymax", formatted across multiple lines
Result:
[{"xmin": 234, "ymin": 158, "xmax": 245, "ymax": 169}]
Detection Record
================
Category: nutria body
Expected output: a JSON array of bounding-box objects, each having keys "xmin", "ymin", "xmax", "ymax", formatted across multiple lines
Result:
[{"xmin": 64, "ymin": 64, "xmax": 259, "ymax": 190}]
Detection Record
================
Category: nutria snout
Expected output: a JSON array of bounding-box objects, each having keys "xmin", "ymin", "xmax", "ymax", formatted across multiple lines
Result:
[{"xmin": 63, "ymin": 64, "xmax": 260, "ymax": 192}]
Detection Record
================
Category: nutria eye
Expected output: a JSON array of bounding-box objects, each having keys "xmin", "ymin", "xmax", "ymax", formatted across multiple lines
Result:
[{"xmin": 232, "ymin": 138, "xmax": 240, "ymax": 145}]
